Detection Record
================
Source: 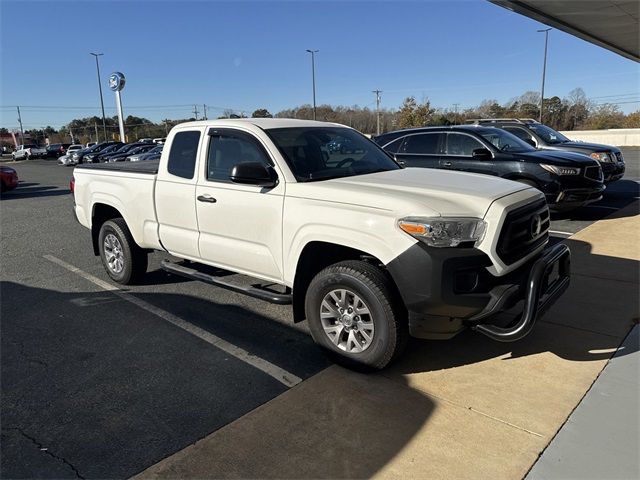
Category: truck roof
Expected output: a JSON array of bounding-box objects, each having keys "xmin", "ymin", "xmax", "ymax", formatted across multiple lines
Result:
[{"xmin": 175, "ymin": 118, "xmax": 345, "ymax": 130}]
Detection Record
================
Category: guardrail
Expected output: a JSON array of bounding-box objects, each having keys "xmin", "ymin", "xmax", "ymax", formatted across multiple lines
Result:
[{"xmin": 560, "ymin": 128, "xmax": 640, "ymax": 147}]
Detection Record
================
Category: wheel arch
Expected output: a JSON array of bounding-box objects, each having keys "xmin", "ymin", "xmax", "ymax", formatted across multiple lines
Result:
[
  {"xmin": 291, "ymin": 241, "xmax": 401, "ymax": 323},
  {"xmin": 91, "ymin": 203, "xmax": 126, "ymax": 256}
]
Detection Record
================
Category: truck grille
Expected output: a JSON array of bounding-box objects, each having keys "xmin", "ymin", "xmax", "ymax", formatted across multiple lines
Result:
[
  {"xmin": 615, "ymin": 152, "xmax": 623, "ymax": 163},
  {"xmin": 585, "ymin": 165, "xmax": 603, "ymax": 181},
  {"xmin": 496, "ymin": 199, "xmax": 549, "ymax": 265}
]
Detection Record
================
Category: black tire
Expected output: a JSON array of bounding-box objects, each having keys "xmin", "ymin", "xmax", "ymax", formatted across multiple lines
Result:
[
  {"xmin": 305, "ymin": 260, "xmax": 407, "ymax": 370},
  {"xmin": 98, "ymin": 218, "xmax": 147, "ymax": 284}
]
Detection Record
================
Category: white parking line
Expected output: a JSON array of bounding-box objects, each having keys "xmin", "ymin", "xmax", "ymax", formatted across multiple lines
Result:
[
  {"xmin": 43, "ymin": 255, "xmax": 302, "ymax": 388},
  {"xmin": 549, "ymin": 230, "xmax": 574, "ymax": 237}
]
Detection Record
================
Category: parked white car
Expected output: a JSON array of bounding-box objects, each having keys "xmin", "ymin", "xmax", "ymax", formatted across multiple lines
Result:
[
  {"xmin": 12, "ymin": 144, "xmax": 47, "ymax": 160},
  {"xmin": 58, "ymin": 144, "xmax": 85, "ymax": 166},
  {"xmin": 72, "ymin": 119, "xmax": 570, "ymax": 368}
]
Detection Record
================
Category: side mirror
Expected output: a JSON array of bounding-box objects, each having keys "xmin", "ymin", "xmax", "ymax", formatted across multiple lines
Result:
[
  {"xmin": 472, "ymin": 148, "xmax": 492, "ymax": 159},
  {"xmin": 229, "ymin": 162, "xmax": 278, "ymax": 188},
  {"xmin": 524, "ymin": 138, "xmax": 537, "ymax": 148}
]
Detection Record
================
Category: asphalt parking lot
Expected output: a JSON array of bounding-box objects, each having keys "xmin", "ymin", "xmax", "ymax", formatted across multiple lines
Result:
[{"xmin": 1, "ymin": 148, "xmax": 638, "ymax": 478}]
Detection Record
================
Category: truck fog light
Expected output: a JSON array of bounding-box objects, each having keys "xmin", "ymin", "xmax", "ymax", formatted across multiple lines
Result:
[{"xmin": 455, "ymin": 271, "xmax": 479, "ymax": 293}]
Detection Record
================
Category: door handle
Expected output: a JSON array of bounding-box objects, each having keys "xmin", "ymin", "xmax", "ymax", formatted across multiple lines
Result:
[
  {"xmin": 197, "ymin": 195, "xmax": 217, "ymax": 203},
  {"xmin": 443, "ymin": 161, "xmax": 452, "ymax": 167}
]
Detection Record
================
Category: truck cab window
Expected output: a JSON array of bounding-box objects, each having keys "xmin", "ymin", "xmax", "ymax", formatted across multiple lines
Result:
[
  {"xmin": 167, "ymin": 131, "xmax": 201, "ymax": 179},
  {"xmin": 207, "ymin": 133, "xmax": 272, "ymax": 182}
]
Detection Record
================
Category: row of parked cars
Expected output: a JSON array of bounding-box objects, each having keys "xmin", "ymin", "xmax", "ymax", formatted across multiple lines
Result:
[
  {"xmin": 372, "ymin": 118, "xmax": 625, "ymax": 212},
  {"xmin": 59, "ymin": 139, "xmax": 164, "ymax": 166}
]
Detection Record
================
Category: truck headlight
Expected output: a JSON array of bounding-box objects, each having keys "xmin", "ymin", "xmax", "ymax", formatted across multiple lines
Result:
[
  {"xmin": 398, "ymin": 217, "xmax": 486, "ymax": 247},
  {"xmin": 590, "ymin": 152, "xmax": 611, "ymax": 162},
  {"xmin": 540, "ymin": 164, "xmax": 580, "ymax": 175}
]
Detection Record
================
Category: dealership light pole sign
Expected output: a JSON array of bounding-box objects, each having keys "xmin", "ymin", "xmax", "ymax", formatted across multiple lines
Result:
[{"xmin": 109, "ymin": 72, "xmax": 126, "ymax": 142}]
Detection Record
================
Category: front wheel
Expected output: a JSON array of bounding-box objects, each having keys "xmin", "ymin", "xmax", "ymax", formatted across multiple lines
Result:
[
  {"xmin": 305, "ymin": 260, "xmax": 407, "ymax": 370},
  {"xmin": 98, "ymin": 218, "xmax": 148, "ymax": 284}
]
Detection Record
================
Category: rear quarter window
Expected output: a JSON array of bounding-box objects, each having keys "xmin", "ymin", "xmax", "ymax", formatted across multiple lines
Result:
[{"xmin": 167, "ymin": 131, "xmax": 201, "ymax": 179}]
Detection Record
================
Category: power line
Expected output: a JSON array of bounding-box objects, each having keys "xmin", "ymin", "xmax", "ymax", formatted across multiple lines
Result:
[{"xmin": 590, "ymin": 92, "xmax": 639, "ymax": 99}]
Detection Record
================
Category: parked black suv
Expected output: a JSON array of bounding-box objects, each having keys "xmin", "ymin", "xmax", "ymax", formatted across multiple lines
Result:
[
  {"xmin": 46, "ymin": 143, "xmax": 72, "ymax": 158},
  {"xmin": 467, "ymin": 119, "xmax": 625, "ymax": 183},
  {"xmin": 374, "ymin": 125, "xmax": 605, "ymax": 211}
]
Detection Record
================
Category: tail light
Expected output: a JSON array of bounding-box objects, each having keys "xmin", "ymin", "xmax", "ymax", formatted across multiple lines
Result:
[{"xmin": 70, "ymin": 176, "xmax": 75, "ymax": 193}]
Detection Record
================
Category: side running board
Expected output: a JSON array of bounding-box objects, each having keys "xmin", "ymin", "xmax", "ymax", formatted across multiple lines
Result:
[{"xmin": 161, "ymin": 260, "xmax": 292, "ymax": 305}]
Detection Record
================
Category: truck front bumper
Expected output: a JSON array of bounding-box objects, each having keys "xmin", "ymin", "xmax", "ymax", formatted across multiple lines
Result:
[{"xmin": 386, "ymin": 242, "xmax": 570, "ymax": 342}]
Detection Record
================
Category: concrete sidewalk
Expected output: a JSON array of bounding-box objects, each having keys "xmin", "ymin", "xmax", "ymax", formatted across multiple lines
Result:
[
  {"xmin": 136, "ymin": 203, "xmax": 639, "ymax": 480},
  {"xmin": 527, "ymin": 325, "xmax": 639, "ymax": 480}
]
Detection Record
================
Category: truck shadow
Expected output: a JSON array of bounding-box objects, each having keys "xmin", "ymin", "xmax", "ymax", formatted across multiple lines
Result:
[
  {"xmin": 0, "ymin": 280, "xmax": 434, "ymax": 480},
  {"xmin": 1, "ymin": 238, "xmax": 637, "ymax": 479}
]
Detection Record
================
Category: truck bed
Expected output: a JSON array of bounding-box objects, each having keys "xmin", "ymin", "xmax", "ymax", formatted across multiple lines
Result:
[{"xmin": 75, "ymin": 160, "xmax": 159, "ymax": 174}]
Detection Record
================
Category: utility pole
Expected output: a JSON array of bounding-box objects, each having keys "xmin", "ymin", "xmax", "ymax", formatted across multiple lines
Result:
[
  {"xmin": 193, "ymin": 104, "xmax": 199, "ymax": 120},
  {"xmin": 164, "ymin": 120, "xmax": 169, "ymax": 135},
  {"xmin": 537, "ymin": 28, "xmax": 552, "ymax": 123},
  {"xmin": 306, "ymin": 49, "xmax": 319, "ymax": 120},
  {"xmin": 94, "ymin": 121, "xmax": 99, "ymax": 141},
  {"xmin": 452, "ymin": 103, "xmax": 460, "ymax": 124},
  {"xmin": 16, "ymin": 106, "xmax": 25, "ymax": 145},
  {"xmin": 90, "ymin": 53, "xmax": 107, "ymax": 142},
  {"xmin": 203, "ymin": 104, "xmax": 208, "ymax": 120},
  {"xmin": 373, "ymin": 89, "xmax": 382, "ymax": 135}
]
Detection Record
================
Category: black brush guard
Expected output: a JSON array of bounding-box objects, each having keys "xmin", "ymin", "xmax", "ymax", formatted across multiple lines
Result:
[{"xmin": 468, "ymin": 243, "xmax": 571, "ymax": 342}]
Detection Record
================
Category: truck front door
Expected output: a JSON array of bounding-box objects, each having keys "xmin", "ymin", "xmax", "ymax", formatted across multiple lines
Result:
[{"xmin": 195, "ymin": 128, "xmax": 284, "ymax": 283}]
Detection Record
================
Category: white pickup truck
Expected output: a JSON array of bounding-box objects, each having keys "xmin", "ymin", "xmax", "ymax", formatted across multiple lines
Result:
[
  {"xmin": 72, "ymin": 119, "xmax": 570, "ymax": 368},
  {"xmin": 12, "ymin": 144, "xmax": 47, "ymax": 160}
]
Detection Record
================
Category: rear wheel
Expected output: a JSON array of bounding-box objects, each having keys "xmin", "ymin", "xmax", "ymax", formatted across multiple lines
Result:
[
  {"xmin": 98, "ymin": 218, "xmax": 147, "ymax": 284},
  {"xmin": 305, "ymin": 260, "xmax": 407, "ymax": 370}
]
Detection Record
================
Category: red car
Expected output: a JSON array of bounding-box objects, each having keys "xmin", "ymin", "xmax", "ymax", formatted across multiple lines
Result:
[{"xmin": 0, "ymin": 166, "xmax": 18, "ymax": 192}]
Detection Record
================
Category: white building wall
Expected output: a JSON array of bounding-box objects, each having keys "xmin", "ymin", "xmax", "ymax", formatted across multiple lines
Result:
[{"xmin": 560, "ymin": 128, "xmax": 640, "ymax": 146}]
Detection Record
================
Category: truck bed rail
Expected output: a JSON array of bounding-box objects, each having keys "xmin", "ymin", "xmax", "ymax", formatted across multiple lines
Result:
[{"xmin": 75, "ymin": 160, "xmax": 159, "ymax": 174}]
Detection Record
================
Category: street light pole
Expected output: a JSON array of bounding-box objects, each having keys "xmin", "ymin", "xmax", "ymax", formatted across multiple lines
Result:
[
  {"xmin": 537, "ymin": 28, "xmax": 551, "ymax": 123},
  {"xmin": 306, "ymin": 49, "xmax": 319, "ymax": 120},
  {"xmin": 90, "ymin": 53, "xmax": 108, "ymax": 142}
]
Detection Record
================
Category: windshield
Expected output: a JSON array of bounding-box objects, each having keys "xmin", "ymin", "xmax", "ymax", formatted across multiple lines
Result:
[
  {"xmin": 478, "ymin": 129, "xmax": 535, "ymax": 153},
  {"xmin": 527, "ymin": 124, "xmax": 569, "ymax": 144},
  {"xmin": 266, "ymin": 127, "xmax": 400, "ymax": 182}
]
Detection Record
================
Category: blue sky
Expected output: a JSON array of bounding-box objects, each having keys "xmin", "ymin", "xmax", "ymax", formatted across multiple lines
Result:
[{"xmin": 1, "ymin": 0, "xmax": 638, "ymax": 129}]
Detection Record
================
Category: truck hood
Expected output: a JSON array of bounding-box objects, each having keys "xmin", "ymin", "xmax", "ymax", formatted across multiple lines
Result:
[{"xmin": 291, "ymin": 167, "xmax": 531, "ymax": 218}]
